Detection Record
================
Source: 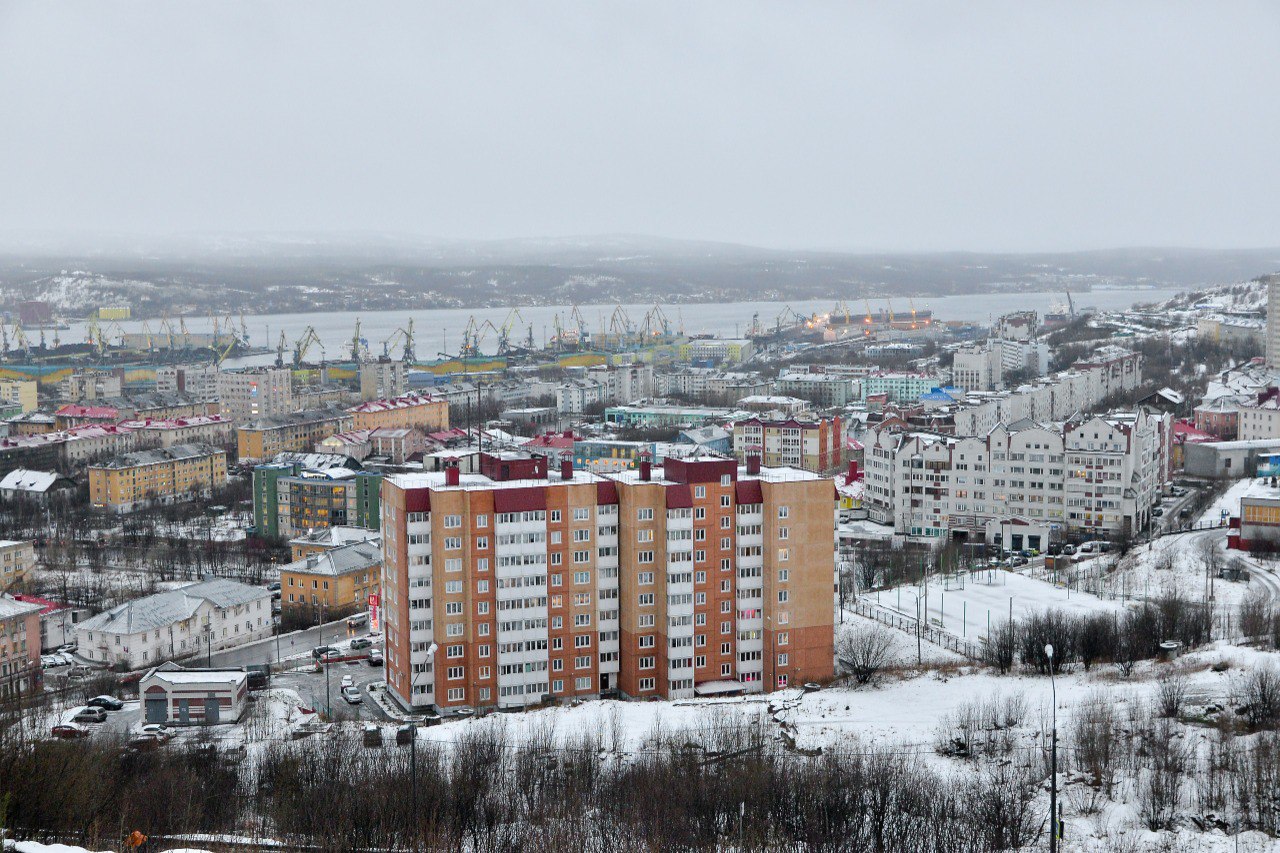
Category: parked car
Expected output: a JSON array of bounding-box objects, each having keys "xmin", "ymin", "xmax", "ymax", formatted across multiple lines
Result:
[
  {"xmin": 1062, "ymin": 544, "xmax": 1077, "ymax": 556},
  {"xmin": 138, "ymin": 724, "xmax": 176, "ymax": 741},
  {"xmin": 312, "ymin": 646, "xmax": 339, "ymax": 660},
  {"xmin": 350, "ymin": 637, "xmax": 373, "ymax": 650},
  {"xmin": 128, "ymin": 734, "xmax": 165, "ymax": 751},
  {"xmin": 72, "ymin": 707, "xmax": 108, "ymax": 724},
  {"xmin": 341, "ymin": 675, "xmax": 354, "ymax": 689},
  {"xmin": 67, "ymin": 665, "xmax": 97, "ymax": 679},
  {"xmin": 367, "ymin": 649, "xmax": 384, "ymax": 666},
  {"xmin": 51, "ymin": 723, "xmax": 89, "ymax": 739},
  {"xmin": 342, "ymin": 686, "xmax": 363, "ymax": 704},
  {"xmin": 87, "ymin": 695, "xmax": 124, "ymax": 711},
  {"xmin": 267, "ymin": 581, "xmax": 281, "ymax": 591}
]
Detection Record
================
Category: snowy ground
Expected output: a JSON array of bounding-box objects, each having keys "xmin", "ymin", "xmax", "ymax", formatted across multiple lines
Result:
[{"xmin": 870, "ymin": 568, "xmax": 1128, "ymax": 643}]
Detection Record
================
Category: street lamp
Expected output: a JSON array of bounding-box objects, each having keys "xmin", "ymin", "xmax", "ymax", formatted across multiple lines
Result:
[
  {"xmin": 1046, "ymin": 643, "xmax": 1059, "ymax": 853},
  {"xmin": 408, "ymin": 642, "xmax": 438, "ymax": 850}
]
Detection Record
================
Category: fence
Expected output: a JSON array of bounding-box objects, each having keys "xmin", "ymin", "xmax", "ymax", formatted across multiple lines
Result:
[{"xmin": 850, "ymin": 597, "xmax": 982, "ymax": 660}]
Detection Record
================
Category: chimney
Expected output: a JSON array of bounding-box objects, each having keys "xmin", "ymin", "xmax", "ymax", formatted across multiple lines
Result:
[
  {"xmin": 444, "ymin": 460, "xmax": 460, "ymax": 487},
  {"xmin": 848, "ymin": 459, "xmax": 860, "ymax": 482},
  {"xmin": 560, "ymin": 457, "xmax": 573, "ymax": 481},
  {"xmin": 746, "ymin": 453, "xmax": 761, "ymax": 476},
  {"xmin": 639, "ymin": 451, "xmax": 652, "ymax": 482}
]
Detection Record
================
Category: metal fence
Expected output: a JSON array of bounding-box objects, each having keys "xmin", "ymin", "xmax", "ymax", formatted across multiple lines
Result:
[{"xmin": 851, "ymin": 598, "xmax": 982, "ymax": 660}]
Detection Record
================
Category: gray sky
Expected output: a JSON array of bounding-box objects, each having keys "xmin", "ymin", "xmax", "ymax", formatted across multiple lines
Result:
[{"xmin": 1, "ymin": 2, "xmax": 1278, "ymax": 252}]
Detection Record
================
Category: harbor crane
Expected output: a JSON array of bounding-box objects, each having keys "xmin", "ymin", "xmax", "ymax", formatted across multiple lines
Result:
[
  {"xmin": 293, "ymin": 326, "xmax": 324, "ymax": 366},
  {"xmin": 382, "ymin": 318, "xmax": 416, "ymax": 363}
]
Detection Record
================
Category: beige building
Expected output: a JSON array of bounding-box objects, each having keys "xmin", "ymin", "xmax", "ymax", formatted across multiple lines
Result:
[
  {"xmin": 123, "ymin": 415, "xmax": 235, "ymax": 449},
  {"xmin": 89, "ymin": 443, "xmax": 228, "ymax": 513},
  {"xmin": 280, "ymin": 539, "xmax": 382, "ymax": 628},
  {"xmin": 0, "ymin": 380, "xmax": 37, "ymax": 414},
  {"xmin": 237, "ymin": 408, "xmax": 353, "ymax": 462},
  {"xmin": 0, "ymin": 540, "xmax": 35, "ymax": 592},
  {"xmin": 348, "ymin": 392, "xmax": 448, "ymax": 432}
]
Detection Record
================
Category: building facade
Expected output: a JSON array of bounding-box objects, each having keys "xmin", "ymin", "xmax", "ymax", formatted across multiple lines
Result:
[
  {"xmin": 0, "ymin": 540, "xmax": 36, "ymax": 592},
  {"xmin": 237, "ymin": 408, "xmax": 354, "ymax": 462},
  {"xmin": 77, "ymin": 579, "xmax": 272, "ymax": 670},
  {"xmin": 88, "ymin": 443, "xmax": 228, "ymax": 513},
  {"xmin": 349, "ymin": 392, "xmax": 449, "ymax": 432},
  {"xmin": 253, "ymin": 461, "xmax": 381, "ymax": 539},
  {"xmin": 379, "ymin": 453, "xmax": 834, "ymax": 715},
  {"xmin": 732, "ymin": 416, "xmax": 844, "ymax": 474},
  {"xmin": 280, "ymin": 539, "xmax": 382, "ymax": 627},
  {"xmin": 862, "ymin": 410, "xmax": 1169, "ymax": 541},
  {"xmin": 217, "ymin": 367, "xmax": 294, "ymax": 422},
  {"xmin": 0, "ymin": 594, "xmax": 41, "ymax": 699}
]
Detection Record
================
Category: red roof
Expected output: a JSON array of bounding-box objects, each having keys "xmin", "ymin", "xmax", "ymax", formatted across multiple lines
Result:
[
  {"xmin": 596, "ymin": 481, "xmax": 618, "ymax": 505},
  {"xmin": 12, "ymin": 593, "xmax": 65, "ymax": 614},
  {"xmin": 55, "ymin": 404, "xmax": 118, "ymax": 420},
  {"xmin": 735, "ymin": 480, "xmax": 763, "ymax": 505},
  {"xmin": 1173, "ymin": 420, "xmax": 1215, "ymax": 444}
]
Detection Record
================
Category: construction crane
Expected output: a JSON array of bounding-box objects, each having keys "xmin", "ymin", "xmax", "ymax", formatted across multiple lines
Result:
[
  {"xmin": 908, "ymin": 297, "xmax": 919, "ymax": 329},
  {"xmin": 213, "ymin": 335, "xmax": 237, "ymax": 366},
  {"xmin": 381, "ymin": 319, "xmax": 416, "ymax": 363},
  {"xmin": 11, "ymin": 321, "xmax": 29, "ymax": 359},
  {"xmin": 1065, "ymin": 290, "xmax": 1075, "ymax": 316},
  {"xmin": 642, "ymin": 304, "xmax": 672, "ymax": 338},
  {"xmin": 239, "ymin": 313, "xmax": 250, "ymax": 346},
  {"xmin": 178, "ymin": 318, "xmax": 192, "ymax": 350},
  {"xmin": 570, "ymin": 306, "xmax": 590, "ymax": 347},
  {"xmin": 496, "ymin": 308, "xmax": 528, "ymax": 355},
  {"xmin": 158, "ymin": 314, "xmax": 177, "ymax": 351},
  {"xmin": 275, "ymin": 330, "xmax": 288, "ymax": 367},
  {"xmin": 138, "ymin": 320, "xmax": 156, "ymax": 352},
  {"xmin": 293, "ymin": 326, "xmax": 324, "ymax": 366}
]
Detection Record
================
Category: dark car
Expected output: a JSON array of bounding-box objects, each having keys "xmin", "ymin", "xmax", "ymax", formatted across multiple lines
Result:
[
  {"xmin": 52, "ymin": 723, "xmax": 89, "ymax": 739},
  {"xmin": 86, "ymin": 695, "xmax": 124, "ymax": 711}
]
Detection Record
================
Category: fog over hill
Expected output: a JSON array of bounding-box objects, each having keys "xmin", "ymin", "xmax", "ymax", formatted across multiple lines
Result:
[{"xmin": 0, "ymin": 234, "xmax": 1277, "ymax": 319}]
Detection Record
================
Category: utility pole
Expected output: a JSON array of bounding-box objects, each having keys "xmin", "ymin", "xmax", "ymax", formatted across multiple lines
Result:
[{"xmin": 1047, "ymin": 643, "xmax": 1059, "ymax": 853}]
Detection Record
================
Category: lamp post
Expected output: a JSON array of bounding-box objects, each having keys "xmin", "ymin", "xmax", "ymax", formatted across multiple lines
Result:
[
  {"xmin": 1046, "ymin": 643, "xmax": 1059, "ymax": 853},
  {"xmin": 408, "ymin": 642, "xmax": 438, "ymax": 851}
]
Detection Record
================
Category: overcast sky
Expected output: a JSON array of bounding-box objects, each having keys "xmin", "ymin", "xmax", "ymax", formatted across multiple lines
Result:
[{"xmin": 1, "ymin": 2, "xmax": 1278, "ymax": 253}]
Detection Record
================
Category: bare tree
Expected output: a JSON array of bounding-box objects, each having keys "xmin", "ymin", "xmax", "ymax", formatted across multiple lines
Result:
[{"xmin": 836, "ymin": 623, "xmax": 897, "ymax": 686}]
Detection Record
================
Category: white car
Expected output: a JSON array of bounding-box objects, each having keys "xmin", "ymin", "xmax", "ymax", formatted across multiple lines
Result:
[
  {"xmin": 138, "ymin": 724, "xmax": 176, "ymax": 741},
  {"xmin": 341, "ymin": 675, "xmax": 354, "ymax": 689},
  {"xmin": 341, "ymin": 685, "xmax": 363, "ymax": 704}
]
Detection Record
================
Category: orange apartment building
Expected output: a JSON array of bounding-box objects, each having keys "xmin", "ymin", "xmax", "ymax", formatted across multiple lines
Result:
[
  {"xmin": 380, "ymin": 451, "xmax": 833, "ymax": 714},
  {"xmin": 88, "ymin": 443, "xmax": 228, "ymax": 513},
  {"xmin": 348, "ymin": 392, "xmax": 448, "ymax": 432}
]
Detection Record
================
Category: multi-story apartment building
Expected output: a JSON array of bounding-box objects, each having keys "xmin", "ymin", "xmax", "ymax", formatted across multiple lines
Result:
[
  {"xmin": 774, "ymin": 370, "xmax": 856, "ymax": 407},
  {"xmin": 603, "ymin": 402, "xmax": 737, "ymax": 429},
  {"xmin": 1267, "ymin": 274, "xmax": 1280, "ymax": 370},
  {"xmin": 156, "ymin": 364, "xmax": 221, "ymax": 400},
  {"xmin": 655, "ymin": 369, "xmax": 772, "ymax": 401},
  {"xmin": 253, "ymin": 460, "xmax": 381, "ymax": 539},
  {"xmin": 237, "ymin": 408, "xmax": 354, "ymax": 462},
  {"xmin": 380, "ymin": 452, "xmax": 833, "ymax": 715},
  {"xmin": 0, "ymin": 379, "xmax": 37, "ymax": 414},
  {"xmin": 556, "ymin": 364, "xmax": 655, "ymax": 415},
  {"xmin": 88, "ymin": 443, "xmax": 228, "ymax": 513},
  {"xmin": 951, "ymin": 345, "xmax": 1003, "ymax": 392},
  {"xmin": 1237, "ymin": 388, "xmax": 1280, "ymax": 441},
  {"xmin": 59, "ymin": 369, "xmax": 122, "ymax": 403},
  {"xmin": 217, "ymin": 366, "xmax": 294, "ymax": 422},
  {"xmin": 0, "ymin": 594, "xmax": 42, "ymax": 699},
  {"xmin": 349, "ymin": 392, "xmax": 449, "ymax": 432},
  {"xmin": 0, "ymin": 540, "xmax": 36, "ymax": 592},
  {"xmin": 860, "ymin": 372, "xmax": 944, "ymax": 403},
  {"xmin": 122, "ymin": 415, "xmax": 235, "ymax": 449},
  {"xmin": 732, "ymin": 416, "xmax": 844, "ymax": 474},
  {"xmin": 677, "ymin": 338, "xmax": 755, "ymax": 364},
  {"xmin": 359, "ymin": 359, "xmax": 408, "ymax": 402},
  {"xmin": 950, "ymin": 350, "xmax": 1143, "ymax": 436},
  {"xmin": 280, "ymin": 539, "xmax": 382, "ymax": 627},
  {"xmin": 862, "ymin": 410, "xmax": 1169, "ymax": 542}
]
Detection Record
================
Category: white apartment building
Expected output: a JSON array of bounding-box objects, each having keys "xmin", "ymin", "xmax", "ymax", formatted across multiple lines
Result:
[
  {"xmin": 76, "ymin": 579, "xmax": 272, "ymax": 670},
  {"xmin": 156, "ymin": 364, "xmax": 221, "ymax": 400},
  {"xmin": 774, "ymin": 371, "xmax": 857, "ymax": 406},
  {"xmin": 951, "ymin": 350, "xmax": 1142, "ymax": 436},
  {"xmin": 952, "ymin": 345, "xmax": 1003, "ymax": 392},
  {"xmin": 1267, "ymin": 274, "xmax": 1280, "ymax": 370},
  {"xmin": 556, "ymin": 364, "xmax": 654, "ymax": 414},
  {"xmin": 655, "ymin": 369, "xmax": 771, "ymax": 400},
  {"xmin": 862, "ymin": 409, "xmax": 1169, "ymax": 541},
  {"xmin": 1238, "ymin": 393, "xmax": 1280, "ymax": 441},
  {"xmin": 217, "ymin": 367, "xmax": 294, "ymax": 422}
]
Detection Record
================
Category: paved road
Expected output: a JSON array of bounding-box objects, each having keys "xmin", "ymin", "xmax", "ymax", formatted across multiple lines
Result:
[{"xmin": 206, "ymin": 618, "xmax": 357, "ymax": 668}]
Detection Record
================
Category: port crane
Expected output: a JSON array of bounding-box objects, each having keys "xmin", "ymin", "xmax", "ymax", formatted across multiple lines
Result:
[
  {"xmin": 293, "ymin": 326, "xmax": 324, "ymax": 366},
  {"xmin": 381, "ymin": 318, "xmax": 416, "ymax": 363},
  {"xmin": 275, "ymin": 331, "xmax": 288, "ymax": 367}
]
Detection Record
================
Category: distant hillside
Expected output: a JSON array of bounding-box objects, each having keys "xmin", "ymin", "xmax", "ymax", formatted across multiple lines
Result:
[{"xmin": 1, "ymin": 235, "xmax": 1278, "ymax": 319}]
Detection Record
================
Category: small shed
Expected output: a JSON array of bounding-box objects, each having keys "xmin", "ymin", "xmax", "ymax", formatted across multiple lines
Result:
[{"xmin": 139, "ymin": 662, "xmax": 248, "ymax": 726}]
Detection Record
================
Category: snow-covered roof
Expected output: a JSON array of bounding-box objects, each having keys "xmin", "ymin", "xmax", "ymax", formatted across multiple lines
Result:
[
  {"xmin": 78, "ymin": 579, "xmax": 268, "ymax": 636},
  {"xmin": 282, "ymin": 540, "xmax": 381, "ymax": 578},
  {"xmin": 0, "ymin": 593, "xmax": 42, "ymax": 621},
  {"xmin": 0, "ymin": 468, "xmax": 63, "ymax": 494}
]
